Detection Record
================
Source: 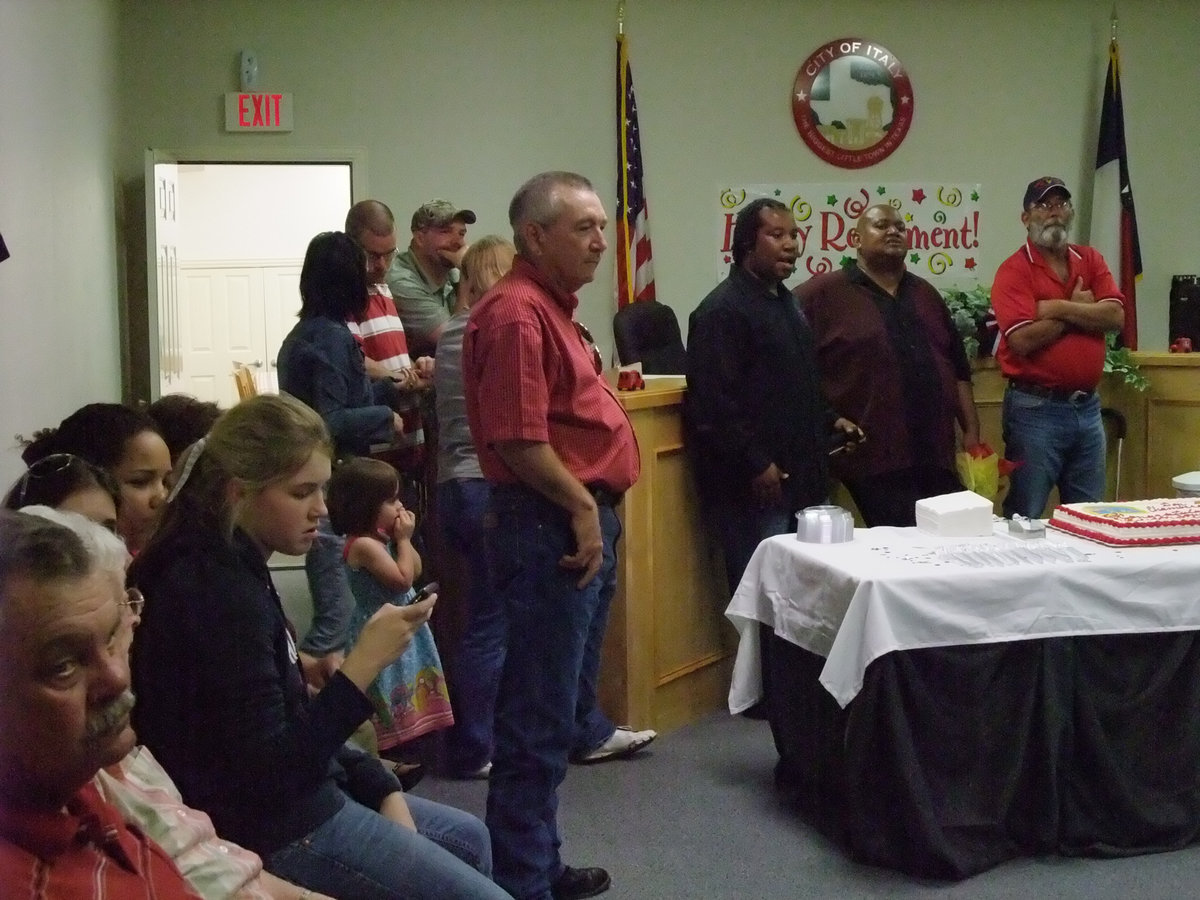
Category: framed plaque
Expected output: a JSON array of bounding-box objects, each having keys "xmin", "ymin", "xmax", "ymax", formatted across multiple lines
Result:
[{"xmin": 792, "ymin": 38, "xmax": 915, "ymax": 169}]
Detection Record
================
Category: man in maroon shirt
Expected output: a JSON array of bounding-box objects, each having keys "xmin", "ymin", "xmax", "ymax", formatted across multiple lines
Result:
[
  {"xmin": 464, "ymin": 171, "xmax": 649, "ymax": 900},
  {"xmin": 991, "ymin": 177, "xmax": 1124, "ymax": 518},
  {"xmin": 796, "ymin": 203, "xmax": 980, "ymax": 526},
  {"xmin": 0, "ymin": 510, "xmax": 202, "ymax": 898}
]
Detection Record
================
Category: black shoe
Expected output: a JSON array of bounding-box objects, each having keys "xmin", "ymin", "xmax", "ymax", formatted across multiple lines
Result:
[
  {"xmin": 551, "ymin": 865, "xmax": 611, "ymax": 900},
  {"xmin": 390, "ymin": 761, "xmax": 425, "ymax": 792}
]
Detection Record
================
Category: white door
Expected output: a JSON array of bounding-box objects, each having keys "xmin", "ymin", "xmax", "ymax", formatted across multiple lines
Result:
[
  {"xmin": 177, "ymin": 263, "xmax": 268, "ymax": 407},
  {"xmin": 262, "ymin": 263, "xmax": 304, "ymax": 393},
  {"xmin": 141, "ymin": 153, "xmax": 360, "ymax": 404},
  {"xmin": 145, "ymin": 151, "xmax": 182, "ymax": 394},
  {"xmin": 174, "ymin": 260, "xmax": 302, "ymax": 406}
]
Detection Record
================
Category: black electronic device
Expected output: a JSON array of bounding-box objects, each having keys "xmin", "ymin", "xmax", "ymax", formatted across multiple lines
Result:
[{"xmin": 1169, "ymin": 275, "xmax": 1200, "ymax": 348}]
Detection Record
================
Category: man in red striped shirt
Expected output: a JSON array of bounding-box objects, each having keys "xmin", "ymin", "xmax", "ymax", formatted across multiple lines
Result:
[
  {"xmin": 464, "ymin": 171, "xmax": 647, "ymax": 900},
  {"xmin": 0, "ymin": 510, "xmax": 201, "ymax": 898}
]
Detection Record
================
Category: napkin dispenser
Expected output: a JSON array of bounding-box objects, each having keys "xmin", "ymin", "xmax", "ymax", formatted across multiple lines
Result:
[
  {"xmin": 796, "ymin": 505, "xmax": 855, "ymax": 543},
  {"xmin": 1007, "ymin": 515, "xmax": 1047, "ymax": 539}
]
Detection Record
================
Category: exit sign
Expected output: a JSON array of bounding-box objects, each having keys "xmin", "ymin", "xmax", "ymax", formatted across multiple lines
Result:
[{"xmin": 224, "ymin": 92, "xmax": 294, "ymax": 132}]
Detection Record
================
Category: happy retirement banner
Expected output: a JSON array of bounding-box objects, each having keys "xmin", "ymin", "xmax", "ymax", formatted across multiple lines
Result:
[{"xmin": 715, "ymin": 182, "xmax": 984, "ymax": 290}]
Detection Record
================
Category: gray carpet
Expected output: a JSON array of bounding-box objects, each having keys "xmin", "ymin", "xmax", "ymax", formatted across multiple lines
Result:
[{"xmin": 413, "ymin": 711, "xmax": 1200, "ymax": 899}]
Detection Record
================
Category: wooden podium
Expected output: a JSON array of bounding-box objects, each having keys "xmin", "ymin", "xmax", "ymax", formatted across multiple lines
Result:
[{"xmin": 598, "ymin": 376, "xmax": 737, "ymax": 734}]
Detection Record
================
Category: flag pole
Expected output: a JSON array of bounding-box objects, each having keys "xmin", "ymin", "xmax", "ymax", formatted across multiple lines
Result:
[
  {"xmin": 616, "ymin": 0, "xmax": 632, "ymax": 307},
  {"xmin": 1110, "ymin": 7, "xmax": 1118, "ymax": 42}
]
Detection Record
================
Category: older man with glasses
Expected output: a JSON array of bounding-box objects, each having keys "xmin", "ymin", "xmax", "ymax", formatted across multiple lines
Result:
[
  {"xmin": 0, "ymin": 508, "xmax": 329, "ymax": 899},
  {"xmin": 464, "ymin": 172, "xmax": 655, "ymax": 900},
  {"xmin": 991, "ymin": 177, "xmax": 1125, "ymax": 519}
]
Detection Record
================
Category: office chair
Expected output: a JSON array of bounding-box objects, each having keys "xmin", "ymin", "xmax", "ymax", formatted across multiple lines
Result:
[{"xmin": 612, "ymin": 299, "xmax": 687, "ymax": 374}]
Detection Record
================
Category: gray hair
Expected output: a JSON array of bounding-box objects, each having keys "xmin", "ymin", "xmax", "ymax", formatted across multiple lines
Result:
[
  {"xmin": 508, "ymin": 171, "xmax": 594, "ymax": 255},
  {"xmin": 0, "ymin": 510, "xmax": 92, "ymax": 626},
  {"xmin": 20, "ymin": 505, "xmax": 130, "ymax": 580}
]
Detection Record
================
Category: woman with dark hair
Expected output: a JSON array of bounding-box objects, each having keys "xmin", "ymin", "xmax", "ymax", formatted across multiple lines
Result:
[
  {"xmin": 21, "ymin": 403, "xmax": 171, "ymax": 552},
  {"xmin": 3, "ymin": 453, "xmax": 121, "ymax": 531},
  {"xmin": 277, "ymin": 231, "xmax": 406, "ymax": 457},
  {"xmin": 148, "ymin": 393, "xmax": 222, "ymax": 465}
]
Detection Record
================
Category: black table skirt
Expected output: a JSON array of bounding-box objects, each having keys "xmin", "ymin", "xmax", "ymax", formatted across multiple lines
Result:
[{"xmin": 763, "ymin": 625, "xmax": 1200, "ymax": 880}]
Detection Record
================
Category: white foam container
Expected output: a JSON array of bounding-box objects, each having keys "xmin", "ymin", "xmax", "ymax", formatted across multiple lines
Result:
[{"xmin": 1173, "ymin": 471, "xmax": 1200, "ymax": 498}]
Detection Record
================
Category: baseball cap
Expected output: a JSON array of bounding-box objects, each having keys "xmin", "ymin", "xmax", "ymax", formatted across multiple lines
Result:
[
  {"xmin": 411, "ymin": 199, "xmax": 477, "ymax": 230},
  {"xmin": 1022, "ymin": 177, "xmax": 1071, "ymax": 209}
]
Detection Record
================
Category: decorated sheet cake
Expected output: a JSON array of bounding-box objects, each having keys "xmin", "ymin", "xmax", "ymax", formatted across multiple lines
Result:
[{"xmin": 1048, "ymin": 498, "xmax": 1200, "ymax": 546}]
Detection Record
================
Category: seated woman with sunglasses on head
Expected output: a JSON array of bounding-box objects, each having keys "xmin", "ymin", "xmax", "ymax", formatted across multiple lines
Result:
[
  {"xmin": 20, "ymin": 403, "xmax": 173, "ymax": 554},
  {"xmin": 128, "ymin": 393, "xmax": 510, "ymax": 900},
  {"xmin": 3, "ymin": 452, "xmax": 121, "ymax": 532}
]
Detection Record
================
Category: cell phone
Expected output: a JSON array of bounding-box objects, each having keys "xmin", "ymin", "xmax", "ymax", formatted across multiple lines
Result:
[
  {"xmin": 413, "ymin": 582, "xmax": 439, "ymax": 602},
  {"xmin": 828, "ymin": 426, "xmax": 865, "ymax": 455}
]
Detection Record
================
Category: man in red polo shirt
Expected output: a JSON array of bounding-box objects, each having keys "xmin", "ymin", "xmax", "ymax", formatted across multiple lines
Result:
[
  {"xmin": 991, "ymin": 177, "xmax": 1124, "ymax": 518},
  {"xmin": 464, "ymin": 171, "xmax": 650, "ymax": 900},
  {"xmin": 0, "ymin": 511, "xmax": 203, "ymax": 899}
]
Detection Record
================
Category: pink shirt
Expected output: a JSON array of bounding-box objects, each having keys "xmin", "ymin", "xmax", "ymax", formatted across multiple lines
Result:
[
  {"xmin": 463, "ymin": 256, "xmax": 640, "ymax": 492},
  {"xmin": 94, "ymin": 747, "xmax": 273, "ymax": 899},
  {"xmin": 991, "ymin": 239, "xmax": 1123, "ymax": 390}
]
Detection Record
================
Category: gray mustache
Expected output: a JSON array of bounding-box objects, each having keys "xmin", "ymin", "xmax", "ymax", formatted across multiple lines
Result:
[{"xmin": 84, "ymin": 690, "xmax": 136, "ymax": 743}]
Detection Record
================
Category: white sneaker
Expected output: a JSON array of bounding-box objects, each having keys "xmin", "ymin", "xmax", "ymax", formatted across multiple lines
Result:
[{"xmin": 573, "ymin": 726, "xmax": 657, "ymax": 764}]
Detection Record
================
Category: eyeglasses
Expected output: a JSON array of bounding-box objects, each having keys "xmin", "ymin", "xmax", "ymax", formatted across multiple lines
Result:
[
  {"xmin": 122, "ymin": 587, "xmax": 145, "ymax": 619},
  {"xmin": 1031, "ymin": 199, "xmax": 1072, "ymax": 212},
  {"xmin": 363, "ymin": 247, "xmax": 397, "ymax": 264},
  {"xmin": 12, "ymin": 453, "xmax": 84, "ymax": 506},
  {"xmin": 574, "ymin": 321, "xmax": 603, "ymax": 376}
]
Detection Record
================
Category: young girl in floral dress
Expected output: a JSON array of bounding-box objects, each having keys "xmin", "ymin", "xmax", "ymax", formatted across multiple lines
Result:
[{"xmin": 327, "ymin": 456, "xmax": 454, "ymax": 754}]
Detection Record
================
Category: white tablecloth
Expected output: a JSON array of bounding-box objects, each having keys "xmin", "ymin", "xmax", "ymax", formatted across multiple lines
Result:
[{"xmin": 726, "ymin": 524, "xmax": 1200, "ymax": 710}]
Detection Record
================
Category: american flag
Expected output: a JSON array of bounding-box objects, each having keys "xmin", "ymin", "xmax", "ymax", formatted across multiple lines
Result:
[
  {"xmin": 616, "ymin": 32, "xmax": 655, "ymax": 308},
  {"xmin": 1091, "ymin": 37, "xmax": 1142, "ymax": 349}
]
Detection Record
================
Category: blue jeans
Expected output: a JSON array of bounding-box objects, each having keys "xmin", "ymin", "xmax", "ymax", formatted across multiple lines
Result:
[
  {"xmin": 300, "ymin": 515, "xmax": 354, "ymax": 655},
  {"xmin": 266, "ymin": 793, "xmax": 511, "ymax": 900},
  {"xmin": 713, "ymin": 501, "xmax": 796, "ymax": 598},
  {"xmin": 1002, "ymin": 386, "xmax": 1106, "ymax": 518},
  {"xmin": 483, "ymin": 486, "xmax": 621, "ymax": 900},
  {"xmin": 438, "ymin": 478, "xmax": 506, "ymax": 774}
]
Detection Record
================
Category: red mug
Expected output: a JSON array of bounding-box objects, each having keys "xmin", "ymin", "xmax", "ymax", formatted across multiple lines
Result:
[{"xmin": 1171, "ymin": 337, "xmax": 1193, "ymax": 353}]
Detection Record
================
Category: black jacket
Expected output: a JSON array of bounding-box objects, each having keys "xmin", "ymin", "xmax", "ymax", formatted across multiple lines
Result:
[
  {"xmin": 685, "ymin": 265, "xmax": 836, "ymax": 510},
  {"xmin": 129, "ymin": 519, "xmax": 400, "ymax": 856}
]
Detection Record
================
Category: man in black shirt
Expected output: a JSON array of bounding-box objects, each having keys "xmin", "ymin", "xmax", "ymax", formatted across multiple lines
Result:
[{"xmin": 686, "ymin": 198, "xmax": 859, "ymax": 597}]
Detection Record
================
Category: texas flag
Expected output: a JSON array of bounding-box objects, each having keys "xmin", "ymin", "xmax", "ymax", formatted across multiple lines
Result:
[{"xmin": 1091, "ymin": 39, "xmax": 1142, "ymax": 349}]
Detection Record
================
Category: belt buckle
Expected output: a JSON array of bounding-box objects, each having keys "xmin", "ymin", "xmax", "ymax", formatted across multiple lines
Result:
[{"xmin": 1068, "ymin": 390, "xmax": 1088, "ymax": 403}]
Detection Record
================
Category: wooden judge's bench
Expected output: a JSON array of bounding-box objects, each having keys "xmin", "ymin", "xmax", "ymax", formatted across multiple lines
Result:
[{"xmin": 597, "ymin": 354, "xmax": 1200, "ymax": 735}]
